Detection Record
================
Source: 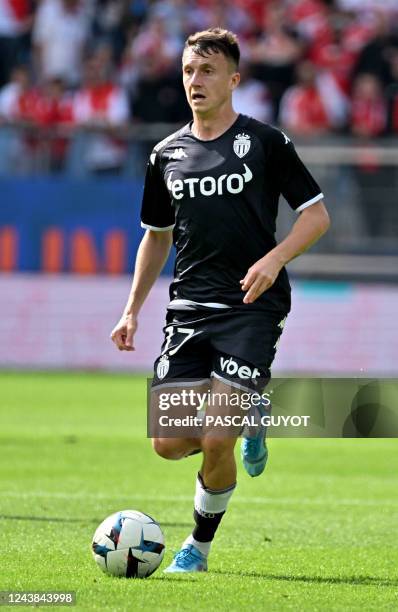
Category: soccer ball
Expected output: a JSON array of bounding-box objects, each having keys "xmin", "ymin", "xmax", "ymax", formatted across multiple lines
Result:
[{"xmin": 92, "ymin": 510, "xmax": 165, "ymax": 578}]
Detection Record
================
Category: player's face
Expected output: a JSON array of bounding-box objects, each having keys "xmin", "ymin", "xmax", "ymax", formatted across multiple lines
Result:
[{"xmin": 182, "ymin": 48, "xmax": 240, "ymax": 116}]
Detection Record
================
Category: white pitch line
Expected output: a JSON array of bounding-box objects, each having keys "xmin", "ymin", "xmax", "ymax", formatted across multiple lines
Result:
[{"xmin": 1, "ymin": 491, "xmax": 398, "ymax": 508}]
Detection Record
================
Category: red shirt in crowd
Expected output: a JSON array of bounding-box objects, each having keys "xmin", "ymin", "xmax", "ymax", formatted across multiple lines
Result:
[
  {"xmin": 12, "ymin": 86, "xmax": 74, "ymax": 163},
  {"xmin": 73, "ymin": 81, "xmax": 129, "ymax": 170},
  {"xmin": 15, "ymin": 89, "xmax": 72, "ymax": 125},
  {"xmin": 351, "ymin": 96, "xmax": 386, "ymax": 137},
  {"xmin": 280, "ymin": 84, "xmax": 330, "ymax": 135},
  {"xmin": 0, "ymin": 0, "xmax": 31, "ymax": 35}
]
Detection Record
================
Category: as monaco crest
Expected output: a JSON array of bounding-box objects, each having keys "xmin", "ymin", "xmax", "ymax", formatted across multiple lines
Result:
[
  {"xmin": 157, "ymin": 355, "xmax": 169, "ymax": 380},
  {"xmin": 233, "ymin": 133, "xmax": 251, "ymax": 158}
]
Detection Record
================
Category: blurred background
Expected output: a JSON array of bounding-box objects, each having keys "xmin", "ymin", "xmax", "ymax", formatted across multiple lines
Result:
[{"xmin": 0, "ymin": 0, "xmax": 397, "ymax": 375}]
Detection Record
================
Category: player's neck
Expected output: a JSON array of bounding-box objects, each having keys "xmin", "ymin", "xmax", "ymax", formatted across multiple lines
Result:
[{"xmin": 191, "ymin": 108, "xmax": 239, "ymax": 141}]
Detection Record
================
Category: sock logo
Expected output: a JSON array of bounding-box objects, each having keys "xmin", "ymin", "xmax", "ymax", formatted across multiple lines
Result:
[
  {"xmin": 219, "ymin": 356, "xmax": 261, "ymax": 380},
  {"xmin": 197, "ymin": 510, "xmax": 216, "ymax": 519}
]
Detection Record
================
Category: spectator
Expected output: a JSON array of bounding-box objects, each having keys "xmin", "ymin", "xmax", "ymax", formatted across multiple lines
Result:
[
  {"xmin": 33, "ymin": 77, "xmax": 74, "ymax": 172},
  {"xmin": 354, "ymin": 10, "xmax": 398, "ymax": 87},
  {"xmin": 132, "ymin": 59, "xmax": 190, "ymax": 123},
  {"xmin": 336, "ymin": 0, "xmax": 398, "ymax": 18},
  {"xmin": 130, "ymin": 54, "xmax": 189, "ymax": 124},
  {"xmin": 91, "ymin": 0, "xmax": 127, "ymax": 62},
  {"xmin": 0, "ymin": 0, "xmax": 33, "ymax": 87},
  {"xmin": 0, "ymin": 74, "xmax": 73, "ymax": 173},
  {"xmin": 248, "ymin": 2, "xmax": 303, "ymax": 112},
  {"xmin": 149, "ymin": 0, "xmax": 192, "ymax": 42},
  {"xmin": 309, "ymin": 10, "xmax": 374, "ymax": 94},
  {"xmin": 232, "ymin": 61, "xmax": 273, "ymax": 123},
  {"xmin": 350, "ymin": 73, "xmax": 387, "ymax": 137},
  {"xmin": 387, "ymin": 49, "xmax": 398, "ymax": 131},
  {"xmin": 233, "ymin": 0, "xmax": 269, "ymax": 26},
  {"xmin": 73, "ymin": 49, "xmax": 130, "ymax": 174},
  {"xmin": 0, "ymin": 67, "xmax": 40, "ymax": 127},
  {"xmin": 287, "ymin": 0, "xmax": 331, "ymax": 47},
  {"xmin": 349, "ymin": 69, "xmax": 391, "ymax": 238},
  {"xmin": 199, "ymin": 0, "xmax": 254, "ymax": 39},
  {"xmin": 279, "ymin": 60, "xmax": 332, "ymax": 136},
  {"xmin": 128, "ymin": 0, "xmax": 150, "ymax": 23},
  {"xmin": 0, "ymin": 65, "xmax": 32, "ymax": 174},
  {"xmin": 120, "ymin": 15, "xmax": 182, "ymax": 96},
  {"xmin": 129, "ymin": 15, "xmax": 181, "ymax": 68},
  {"xmin": 2, "ymin": 0, "xmax": 398, "ymax": 172},
  {"xmin": 0, "ymin": 64, "xmax": 30, "ymax": 121},
  {"xmin": 32, "ymin": 0, "xmax": 92, "ymax": 87},
  {"xmin": 0, "ymin": 65, "xmax": 42, "ymax": 173}
]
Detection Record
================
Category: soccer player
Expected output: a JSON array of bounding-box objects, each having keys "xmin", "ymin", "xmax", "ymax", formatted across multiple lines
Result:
[{"xmin": 111, "ymin": 28, "xmax": 330, "ymax": 573}]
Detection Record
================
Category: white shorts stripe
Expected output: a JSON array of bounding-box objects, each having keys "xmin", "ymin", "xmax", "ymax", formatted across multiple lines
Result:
[
  {"xmin": 210, "ymin": 371, "xmax": 257, "ymax": 394},
  {"xmin": 152, "ymin": 378, "xmax": 210, "ymax": 390},
  {"xmin": 168, "ymin": 299, "xmax": 231, "ymax": 310}
]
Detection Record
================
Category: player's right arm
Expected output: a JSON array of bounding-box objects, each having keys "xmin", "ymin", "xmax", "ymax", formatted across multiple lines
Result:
[
  {"xmin": 110, "ymin": 229, "xmax": 172, "ymax": 351},
  {"xmin": 111, "ymin": 146, "xmax": 175, "ymax": 352}
]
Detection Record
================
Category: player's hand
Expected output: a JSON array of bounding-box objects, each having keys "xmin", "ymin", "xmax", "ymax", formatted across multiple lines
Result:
[
  {"xmin": 110, "ymin": 313, "xmax": 138, "ymax": 351},
  {"xmin": 240, "ymin": 254, "xmax": 283, "ymax": 304}
]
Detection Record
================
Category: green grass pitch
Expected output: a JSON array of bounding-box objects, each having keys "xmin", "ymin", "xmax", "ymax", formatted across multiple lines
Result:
[{"xmin": 1, "ymin": 372, "xmax": 397, "ymax": 611}]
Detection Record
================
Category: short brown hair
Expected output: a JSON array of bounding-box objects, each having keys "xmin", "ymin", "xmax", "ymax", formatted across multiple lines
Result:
[{"xmin": 184, "ymin": 28, "xmax": 240, "ymax": 70}]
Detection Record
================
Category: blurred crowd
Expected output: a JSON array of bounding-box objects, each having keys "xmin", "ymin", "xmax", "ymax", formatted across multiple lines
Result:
[{"xmin": 1, "ymin": 0, "xmax": 398, "ymax": 173}]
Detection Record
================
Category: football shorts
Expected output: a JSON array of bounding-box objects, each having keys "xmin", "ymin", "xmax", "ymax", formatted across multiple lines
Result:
[{"xmin": 152, "ymin": 308, "xmax": 286, "ymax": 393}]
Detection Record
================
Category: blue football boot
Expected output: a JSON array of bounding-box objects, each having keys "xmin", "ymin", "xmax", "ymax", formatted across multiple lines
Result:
[
  {"xmin": 241, "ymin": 399, "xmax": 269, "ymax": 477},
  {"xmin": 163, "ymin": 544, "xmax": 208, "ymax": 573}
]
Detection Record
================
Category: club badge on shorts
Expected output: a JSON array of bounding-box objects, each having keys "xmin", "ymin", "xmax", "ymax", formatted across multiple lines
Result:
[
  {"xmin": 233, "ymin": 133, "xmax": 251, "ymax": 158},
  {"xmin": 157, "ymin": 355, "xmax": 170, "ymax": 379}
]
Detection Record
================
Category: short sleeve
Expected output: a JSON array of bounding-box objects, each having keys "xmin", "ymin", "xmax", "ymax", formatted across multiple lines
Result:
[
  {"xmin": 272, "ymin": 130, "xmax": 324, "ymax": 213},
  {"xmin": 140, "ymin": 151, "xmax": 175, "ymax": 231}
]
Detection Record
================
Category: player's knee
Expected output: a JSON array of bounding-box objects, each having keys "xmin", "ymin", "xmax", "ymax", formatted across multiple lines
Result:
[
  {"xmin": 152, "ymin": 438, "xmax": 182, "ymax": 460},
  {"xmin": 201, "ymin": 437, "xmax": 234, "ymax": 460}
]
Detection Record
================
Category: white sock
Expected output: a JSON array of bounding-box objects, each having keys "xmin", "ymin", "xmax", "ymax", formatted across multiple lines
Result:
[
  {"xmin": 194, "ymin": 474, "xmax": 236, "ymax": 515},
  {"xmin": 182, "ymin": 534, "xmax": 211, "ymax": 557},
  {"xmin": 182, "ymin": 474, "xmax": 236, "ymax": 558}
]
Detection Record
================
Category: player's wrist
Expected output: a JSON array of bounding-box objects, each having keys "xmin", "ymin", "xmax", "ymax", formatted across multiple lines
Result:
[
  {"xmin": 264, "ymin": 249, "xmax": 287, "ymax": 269},
  {"xmin": 123, "ymin": 307, "xmax": 139, "ymax": 319}
]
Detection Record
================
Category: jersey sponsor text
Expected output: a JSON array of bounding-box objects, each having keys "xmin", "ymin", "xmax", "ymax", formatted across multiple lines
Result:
[{"xmin": 167, "ymin": 164, "xmax": 253, "ymax": 199}]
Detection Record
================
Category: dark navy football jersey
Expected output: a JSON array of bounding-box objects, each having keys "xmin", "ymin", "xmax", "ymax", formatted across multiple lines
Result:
[{"xmin": 140, "ymin": 114, "xmax": 323, "ymax": 314}]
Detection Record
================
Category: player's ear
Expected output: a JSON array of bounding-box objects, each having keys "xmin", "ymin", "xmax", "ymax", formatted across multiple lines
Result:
[{"xmin": 230, "ymin": 71, "xmax": 240, "ymax": 91}]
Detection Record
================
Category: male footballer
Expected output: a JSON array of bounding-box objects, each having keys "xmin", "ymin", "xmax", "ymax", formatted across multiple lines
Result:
[{"xmin": 111, "ymin": 28, "xmax": 330, "ymax": 573}]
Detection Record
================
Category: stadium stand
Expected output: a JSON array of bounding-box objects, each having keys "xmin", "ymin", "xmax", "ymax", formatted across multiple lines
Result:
[{"xmin": 1, "ymin": 0, "xmax": 398, "ymax": 373}]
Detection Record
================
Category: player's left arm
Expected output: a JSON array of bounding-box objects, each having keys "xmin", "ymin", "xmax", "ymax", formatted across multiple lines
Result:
[
  {"xmin": 241, "ymin": 200, "xmax": 330, "ymax": 304},
  {"xmin": 241, "ymin": 128, "xmax": 330, "ymax": 304}
]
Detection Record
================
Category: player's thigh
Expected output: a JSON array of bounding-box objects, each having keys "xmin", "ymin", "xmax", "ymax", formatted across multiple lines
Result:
[
  {"xmin": 150, "ymin": 380, "xmax": 210, "ymax": 439},
  {"xmin": 201, "ymin": 377, "xmax": 248, "ymax": 442},
  {"xmin": 150, "ymin": 311, "xmax": 213, "ymax": 441},
  {"xmin": 210, "ymin": 310, "xmax": 287, "ymax": 388},
  {"xmin": 152, "ymin": 310, "xmax": 210, "ymax": 385}
]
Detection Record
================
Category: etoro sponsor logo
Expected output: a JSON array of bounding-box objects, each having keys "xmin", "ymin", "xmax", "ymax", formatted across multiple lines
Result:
[
  {"xmin": 220, "ymin": 356, "xmax": 261, "ymax": 380},
  {"xmin": 167, "ymin": 164, "xmax": 253, "ymax": 199}
]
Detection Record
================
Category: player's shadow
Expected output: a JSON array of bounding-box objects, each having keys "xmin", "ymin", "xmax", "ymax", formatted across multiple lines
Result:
[
  {"xmin": 212, "ymin": 570, "xmax": 398, "ymax": 588},
  {"xmin": 0, "ymin": 515, "xmax": 191, "ymax": 528},
  {"xmin": 150, "ymin": 575, "xmax": 198, "ymax": 583}
]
